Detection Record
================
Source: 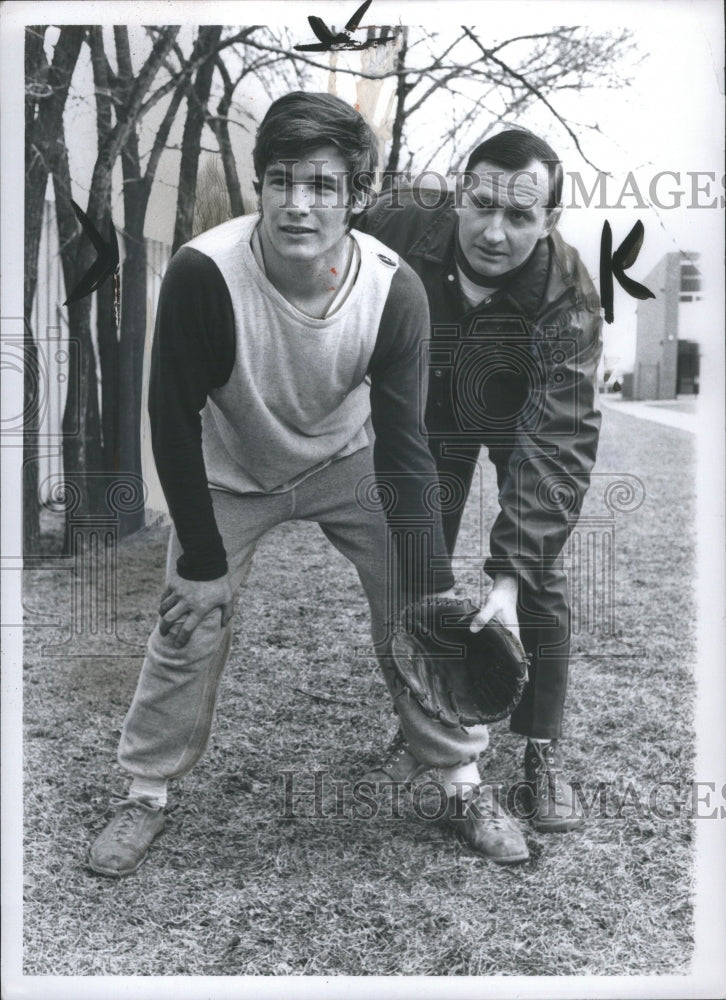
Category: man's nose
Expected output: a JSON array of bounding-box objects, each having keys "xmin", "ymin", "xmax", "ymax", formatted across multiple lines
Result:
[
  {"xmin": 287, "ymin": 184, "xmax": 313, "ymax": 213},
  {"xmin": 480, "ymin": 210, "xmax": 506, "ymax": 243}
]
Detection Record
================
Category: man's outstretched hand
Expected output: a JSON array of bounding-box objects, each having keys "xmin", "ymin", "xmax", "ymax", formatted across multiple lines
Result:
[
  {"xmin": 469, "ymin": 574, "xmax": 520, "ymax": 643},
  {"xmin": 158, "ymin": 571, "xmax": 234, "ymax": 648}
]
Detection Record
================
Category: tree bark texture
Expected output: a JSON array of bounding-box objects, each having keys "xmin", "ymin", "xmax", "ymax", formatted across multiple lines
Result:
[
  {"xmin": 211, "ymin": 57, "xmax": 246, "ymax": 218},
  {"xmin": 172, "ymin": 26, "xmax": 224, "ymax": 254},
  {"xmin": 24, "ymin": 26, "xmax": 84, "ymax": 553},
  {"xmin": 25, "ymin": 25, "xmax": 84, "ymax": 319},
  {"xmin": 89, "ymin": 28, "xmax": 119, "ymax": 478},
  {"xmin": 383, "ymin": 28, "xmax": 409, "ymax": 177},
  {"xmin": 53, "ymin": 149, "xmax": 105, "ymax": 550}
]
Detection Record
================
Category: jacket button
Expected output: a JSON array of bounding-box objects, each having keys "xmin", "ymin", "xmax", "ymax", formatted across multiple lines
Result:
[{"xmin": 447, "ymin": 274, "xmax": 455, "ymax": 282}]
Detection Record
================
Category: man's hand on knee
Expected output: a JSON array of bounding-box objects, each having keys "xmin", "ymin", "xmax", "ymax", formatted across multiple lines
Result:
[{"xmin": 158, "ymin": 572, "xmax": 235, "ymax": 648}]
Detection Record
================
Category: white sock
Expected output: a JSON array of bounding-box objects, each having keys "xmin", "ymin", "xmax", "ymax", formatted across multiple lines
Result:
[
  {"xmin": 128, "ymin": 776, "xmax": 168, "ymax": 809},
  {"xmin": 440, "ymin": 761, "xmax": 481, "ymax": 800}
]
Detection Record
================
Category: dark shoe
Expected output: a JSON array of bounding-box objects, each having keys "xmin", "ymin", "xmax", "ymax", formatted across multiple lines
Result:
[
  {"xmin": 88, "ymin": 797, "xmax": 165, "ymax": 877},
  {"xmin": 524, "ymin": 739, "xmax": 584, "ymax": 833},
  {"xmin": 442, "ymin": 785, "xmax": 529, "ymax": 864},
  {"xmin": 358, "ymin": 729, "xmax": 428, "ymax": 787}
]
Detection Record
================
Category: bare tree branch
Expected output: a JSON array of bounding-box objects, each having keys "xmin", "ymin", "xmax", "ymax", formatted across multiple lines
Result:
[
  {"xmin": 463, "ymin": 26, "xmax": 603, "ymax": 170},
  {"xmin": 172, "ymin": 26, "xmax": 224, "ymax": 253}
]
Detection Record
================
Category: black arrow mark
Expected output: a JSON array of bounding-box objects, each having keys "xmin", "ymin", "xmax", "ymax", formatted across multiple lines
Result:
[{"xmin": 64, "ymin": 199, "xmax": 120, "ymax": 324}]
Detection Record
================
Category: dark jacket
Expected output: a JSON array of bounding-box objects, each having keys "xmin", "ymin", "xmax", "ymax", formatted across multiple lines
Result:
[{"xmin": 355, "ymin": 194, "xmax": 603, "ymax": 591}]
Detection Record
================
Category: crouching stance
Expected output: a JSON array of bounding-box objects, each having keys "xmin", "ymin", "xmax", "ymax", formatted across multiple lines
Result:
[
  {"xmin": 89, "ymin": 93, "xmax": 529, "ymax": 877},
  {"xmin": 356, "ymin": 128, "xmax": 603, "ymax": 834}
]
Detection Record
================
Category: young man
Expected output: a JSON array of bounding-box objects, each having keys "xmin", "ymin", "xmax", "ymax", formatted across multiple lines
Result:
[
  {"xmin": 356, "ymin": 129, "xmax": 603, "ymax": 833},
  {"xmin": 88, "ymin": 93, "xmax": 530, "ymax": 878}
]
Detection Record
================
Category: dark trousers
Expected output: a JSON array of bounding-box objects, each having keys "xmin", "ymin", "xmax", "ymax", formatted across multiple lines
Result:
[{"xmin": 429, "ymin": 439, "xmax": 570, "ymax": 740}]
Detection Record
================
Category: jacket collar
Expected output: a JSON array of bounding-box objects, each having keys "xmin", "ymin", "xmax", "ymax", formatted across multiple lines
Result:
[
  {"xmin": 407, "ymin": 201, "xmax": 556, "ymax": 319},
  {"xmin": 407, "ymin": 201, "xmax": 458, "ymax": 263}
]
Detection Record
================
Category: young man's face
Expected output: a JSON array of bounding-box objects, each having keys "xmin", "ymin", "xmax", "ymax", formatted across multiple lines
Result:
[
  {"xmin": 456, "ymin": 158, "xmax": 559, "ymax": 277},
  {"xmin": 258, "ymin": 144, "xmax": 356, "ymax": 263}
]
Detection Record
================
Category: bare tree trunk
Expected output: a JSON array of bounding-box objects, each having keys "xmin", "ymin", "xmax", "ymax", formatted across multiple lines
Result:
[
  {"xmin": 26, "ymin": 24, "xmax": 179, "ymax": 548},
  {"xmin": 25, "ymin": 26, "xmax": 84, "ymax": 318},
  {"xmin": 22, "ymin": 318, "xmax": 41, "ymax": 554},
  {"xmin": 82, "ymin": 27, "xmax": 180, "ymax": 233},
  {"xmin": 383, "ymin": 29, "xmax": 409, "ymax": 178},
  {"xmin": 53, "ymin": 149, "xmax": 104, "ymax": 550},
  {"xmin": 172, "ymin": 26, "xmax": 224, "ymax": 254},
  {"xmin": 96, "ymin": 267, "xmax": 119, "ymax": 473},
  {"xmin": 211, "ymin": 57, "xmax": 246, "ymax": 218},
  {"xmin": 89, "ymin": 23, "xmax": 188, "ymax": 536},
  {"xmin": 24, "ymin": 25, "xmax": 84, "ymax": 553},
  {"xmin": 114, "ymin": 26, "xmax": 149, "ymax": 536},
  {"xmin": 24, "ymin": 27, "xmax": 46, "ymax": 557},
  {"xmin": 55, "ymin": 24, "xmax": 179, "ymax": 541},
  {"xmin": 88, "ymin": 28, "xmax": 119, "ymax": 478},
  {"xmin": 117, "ymin": 139, "xmax": 148, "ymax": 536}
]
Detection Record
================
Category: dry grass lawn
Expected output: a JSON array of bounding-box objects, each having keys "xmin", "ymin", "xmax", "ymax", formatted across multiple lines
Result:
[{"xmin": 21, "ymin": 406, "xmax": 697, "ymax": 977}]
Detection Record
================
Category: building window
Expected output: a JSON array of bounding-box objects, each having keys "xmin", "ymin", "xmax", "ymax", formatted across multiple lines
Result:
[{"xmin": 679, "ymin": 256, "xmax": 702, "ymax": 301}]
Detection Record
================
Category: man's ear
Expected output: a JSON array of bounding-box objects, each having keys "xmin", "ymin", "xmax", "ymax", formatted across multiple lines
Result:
[
  {"xmin": 543, "ymin": 205, "xmax": 562, "ymax": 235},
  {"xmin": 349, "ymin": 192, "xmax": 368, "ymax": 216}
]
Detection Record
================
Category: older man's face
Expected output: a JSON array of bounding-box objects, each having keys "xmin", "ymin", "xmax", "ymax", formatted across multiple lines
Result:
[{"xmin": 456, "ymin": 158, "xmax": 558, "ymax": 277}]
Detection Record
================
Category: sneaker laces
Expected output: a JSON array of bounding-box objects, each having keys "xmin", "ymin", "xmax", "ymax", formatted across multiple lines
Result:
[{"xmin": 106, "ymin": 796, "xmax": 160, "ymax": 842}]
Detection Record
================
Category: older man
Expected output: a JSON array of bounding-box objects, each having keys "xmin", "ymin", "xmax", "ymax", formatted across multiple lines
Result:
[{"xmin": 356, "ymin": 128, "xmax": 602, "ymax": 833}]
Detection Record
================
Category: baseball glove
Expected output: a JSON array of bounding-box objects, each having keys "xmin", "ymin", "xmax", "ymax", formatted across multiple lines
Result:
[{"xmin": 388, "ymin": 596, "xmax": 529, "ymax": 729}]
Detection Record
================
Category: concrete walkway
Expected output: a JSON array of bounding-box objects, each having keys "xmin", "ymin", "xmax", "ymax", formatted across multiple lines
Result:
[{"xmin": 599, "ymin": 394, "xmax": 700, "ymax": 433}]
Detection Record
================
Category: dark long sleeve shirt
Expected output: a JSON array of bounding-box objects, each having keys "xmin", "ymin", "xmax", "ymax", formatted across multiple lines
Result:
[{"xmin": 148, "ymin": 217, "xmax": 455, "ymax": 596}]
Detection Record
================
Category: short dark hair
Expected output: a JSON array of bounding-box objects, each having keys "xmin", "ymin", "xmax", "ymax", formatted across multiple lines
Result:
[
  {"xmin": 465, "ymin": 128, "xmax": 563, "ymax": 208},
  {"xmin": 253, "ymin": 91, "xmax": 378, "ymax": 205}
]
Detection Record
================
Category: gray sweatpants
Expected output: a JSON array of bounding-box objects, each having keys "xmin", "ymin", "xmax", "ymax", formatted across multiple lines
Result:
[{"xmin": 118, "ymin": 446, "xmax": 489, "ymax": 780}]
